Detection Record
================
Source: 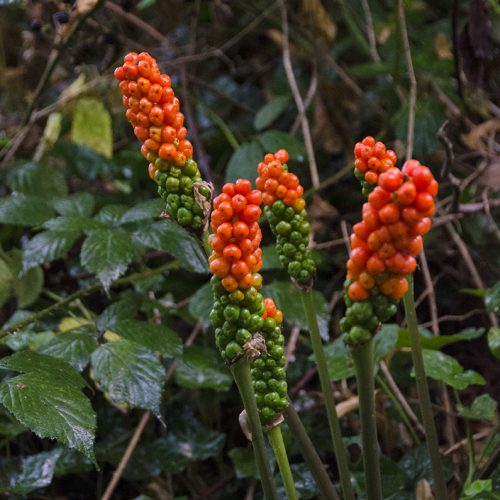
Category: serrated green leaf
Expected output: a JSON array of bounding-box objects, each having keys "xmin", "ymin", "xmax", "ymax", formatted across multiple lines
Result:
[
  {"xmin": 0, "ymin": 351, "xmax": 96, "ymax": 461},
  {"xmin": 72, "ymin": 98, "xmax": 113, "ymax": 158},
  {"xmin": 80, "ymin": 228, "xmax": 135, "ymax": 289},
  {"xmin": 257, "ymin": 130, "xmax": 306, "ymax": 161},
  {"xmin": 37, "ymin": 325, "xmax": 98, "ymax": 371},
  {"xmin": 485, "ymin": 282, "xmax": 500, "ymax": 315},
  {"xmin": 134, "ymin": 220, "xmax": 208, "ymax": 274},
  {"xmin": 120, "ymin": 199, "xmax": 165, "ymax": 224},
  {"xmin": 0, "ymin": 194, "xmax": 54, "ymax": 226},
  {"xmin": 254, "ymin": 96, "xmax": 290, "ymax": 131},
  {"xmin": 264, "ymin": 281, "xmax": 330, "ymax": 340},
  {"xmin": 43, "ymin": 215, "xmax": 104, "ymax": 232},
  {"xmin": 1, "ymin": 330, "xmax": 55, "ymax": 351},
  {"xmin": 90, "ymin": 340, "xmax": 165, "ymax": 416},
  {"xmin": 0, "ymin": 258, "xmax": 14, "ymax": 307},
  {"xmin": 96, "ymin": 296, "xmax": 141, "ymax": 330},
  {"xmin": 229, "ymin": 447, "xmax": 259, "ymax": 479},
  {"xmin": 175, "ymin": 346, "xmax": 232, "ymax": 391},
  {"xmin": 53, "ymin": 193, "xmax": 95, "ymax": 217},
  {"xmin": 457, "ymin": 394, "xmax": 497, "ymax": 421},
  {"xmin": 0, "ymin": 449, "xmax": 62, "ymax": 494},
  {"xmin": 188, "ymin": 282, "xmax": 213, "ymax": 328},
  {"xmin": 225, "ymin": 141, "xmax": 264, "ymax": 184},
  {"xmin": 488, "ymin": 327, "xmax": 500, "ymax": 360},
  {"xmin": 419, "ymin": 349, "xmax": 486, "ymax": 389},
  {"xmin": 14, "ymin": 266, "xmax": 44, "ymax": 308},
  {"xmin": 111, "ymin": 320, "xmax": 182, "ymax": 358},
  {"xmin": 22, "ymin": 231, "xmax": 80, "ymax": 271},
  {"xmin": 95, "ymin": 205, "xmax": 129, "ymax": 226},
  {"xmin": 397, "ymin": 327, "xmax": 484, "ymax": 350},
  {"xmin": 8, "ymin": 162, "xmax": 67, "ymax": 200}
]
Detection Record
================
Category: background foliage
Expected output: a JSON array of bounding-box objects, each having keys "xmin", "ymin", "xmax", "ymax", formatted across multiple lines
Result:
[{"xmin": 0, "ymin": 0, "xmax": 500, "ymax": 498}]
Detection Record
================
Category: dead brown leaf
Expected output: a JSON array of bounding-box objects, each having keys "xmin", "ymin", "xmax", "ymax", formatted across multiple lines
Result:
[{"xmin": 435, "ymin": 32, "xmax": 453, "ymax": 60}]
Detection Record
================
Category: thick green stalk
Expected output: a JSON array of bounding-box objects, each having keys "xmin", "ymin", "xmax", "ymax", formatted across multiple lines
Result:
[
  {"xmin": 231, "ymin": 360, "xmax": 278, "ymax": 500},
  {"xmin": 403, "ymin": 275, "xmax": 448, "ymax": 500},
  {"xmin": 284, "ymin": 405, "xmax": 340, "ymax": 500},
  {"xmin": 300, "ymin": 290, "xmax": 354, "ymax": 500},
  {"xmin": 351, "ymin": 340, "xmax": 382, "ymax": 500},
  {"xmin": 268, "ymin": 426, "xmax": 298, "ymax": 500}
]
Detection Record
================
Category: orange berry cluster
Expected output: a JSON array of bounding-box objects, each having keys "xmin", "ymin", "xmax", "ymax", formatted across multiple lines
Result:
[
  {"xmin": 342, "ymin": 146, "xmax": 438, "ymax": 345},
  {"xmin": 252, "ymin": 297, "xmax": 289, "ymax": 424},
  {"xmin": 256, "ymin": 150, "xmax": 316, "ymax": 287},
  {"xmin": 354, "ymin": 136, "xmax": 398, "ymax": 196},
  {"xmin": 209, "ymin": 179, "xmax": 263, "ymax": 292},
  {"xmin": 208, "ymin": 180, "xmax": 269, "ymax": 364},
  {"xmin": 115, "ymin": 52, "xmax": 192, "ymax": 167},
  {"xmin": 115, "ymin": 52, "xmax": 209, "ymax": 232}
]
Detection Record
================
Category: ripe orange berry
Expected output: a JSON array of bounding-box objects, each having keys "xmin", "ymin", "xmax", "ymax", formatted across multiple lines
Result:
[{"xmin": 348, "ymin": 282, "xmax": 369, "ymax": 301}]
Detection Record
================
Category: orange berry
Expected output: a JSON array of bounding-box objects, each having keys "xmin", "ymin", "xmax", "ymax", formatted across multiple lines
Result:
[
  {"xmin": 275, "ymin": 149, "xmax": 289, "ymax": 163},
  {"xmin": 221, "ymin": 275, "xmax": 238, "ymax": 292},
  {"xmin": 158, "ymin": 143, "xmax": 177, "ymax": 160},
  {"xmin": 210, "ymin": 258, "xmax": 230, "ymax": 278},
  {"xmin": 348, "ymin": 281, "xmax": 370, "ymax": 301}
]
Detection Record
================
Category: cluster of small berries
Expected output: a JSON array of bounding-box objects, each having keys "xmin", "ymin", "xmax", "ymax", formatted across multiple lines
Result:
[
  {"xmin": 353, "ymin": 136, "xmax": 398, "ymax": 196},
  {"xmin": 209, "ymin": 180, "xmax": 263, "ymax": 292},
  {"xmin": 209, "ymin": 180, "xmax": 265, "ymax": 361},
  {"xmin": 115, "ymin": 52, "xmax": 209, "ymax": 231},
  {"xmin": 251, "ymin": 298, "xmax": 288, "ymax": 424},
  {"xmin": 342, "ymin": 139, "xmax": 438, "ymax": 345},
  {"xmin": 256, "ymin": 150, "xmax": 316, "ymax": 287}
]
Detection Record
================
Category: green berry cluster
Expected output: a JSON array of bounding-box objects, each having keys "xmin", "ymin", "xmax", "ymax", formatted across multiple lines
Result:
[
  {"xmin": 265, "ymin": 201, "xmax": 316, "ymax": 287},
  {"xmin": 153, "ymin": 158, "xmax": 210, "ymax": 232},
  {"xmin": 209, "ymin": 275, "xmax": 267, "ymax": 362},
  {"xmin": 251, "ymin": 300, "xmax": 288, "ymax": 425},
  {"xmin": 340, "ymin": 279, "xmax": 399, "ymax": 346}
]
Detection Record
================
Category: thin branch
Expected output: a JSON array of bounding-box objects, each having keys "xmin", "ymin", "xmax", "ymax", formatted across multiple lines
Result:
[
  {"xmin": 361, "ymin": 0, "xmax": 381, "ymax": 62},
  {"xmin": 101, "ymin": 412, "xmax": 151, "ymax": 500},
  {"xmin": 419, "ymin": 251, "xmax": 439, "ymax": 335},
  {"xmin": 398, "ymin": 0, "xmax": 417, "ymax": 161},
  {"xmin": 279, "ymin": 0, "xmax": 320, "ymax": 188},
  {"xmin": 445, "ymin": 222, "xmax": 498, "ymax": 327},
  {"xmin": 380, "ymin": 361, "xmax": 425, "ymax": 435}
]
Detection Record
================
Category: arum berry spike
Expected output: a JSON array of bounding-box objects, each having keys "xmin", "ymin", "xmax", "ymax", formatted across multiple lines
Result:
[
  {"xmin": 343, "ymin": 137, "xmax": 441, "ymax": 500},
  {"xmin": 257, "ymin": 150, "xmax": 355, "ymax": 500},
  {"xmin": 256, "ymin": 149, "xmax": 316, "ymax": 288},
  {"xmin": 354, "ymin": 135, "xmax": 398, "ymax": 196},
  {"xmin": 115, "ymin": 52, "xmax": 211, "ymax": 233}
]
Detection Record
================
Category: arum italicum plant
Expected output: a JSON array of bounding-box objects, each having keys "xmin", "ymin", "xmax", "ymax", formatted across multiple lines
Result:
[
  {"xmin": 342, "ymin": 136, "xmax": 446, "ymax": 500},
  {"xmin": 208, "ymin": 179, "xmax": 297, "ymax": 500},
  {"xmin": 115, "ymin": 52, "xmax": 211, "ymax": 234},
  {"xmin": 257, "ymin": 150, "xmax": 355, "ymax": 500}
]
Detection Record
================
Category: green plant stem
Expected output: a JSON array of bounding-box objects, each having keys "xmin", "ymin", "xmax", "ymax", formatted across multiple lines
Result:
[
  {"xmin": 351, "ymin": 340, "xmax": 382, "ymax": 500},
  {"xmin": 231, "ymin": 360, "xmax": 278, "ymax": 500},
  {"xmin": 284, "ymin": 405, "xmax": 340, "ymax": 500},
  {"xmin": 268, "ymin": 426, "xmax": 298, "ymax": 500},
  {"xmin": 300, "ymin": 289, "xmax": 354, "ymax": 500},
  {"xmin": 403, "ymin": 274, "xmax": 448, "ymax": 500},
  {"xmin": 0, "ymin": 261, "xmax": 178, "ymax": 338}
]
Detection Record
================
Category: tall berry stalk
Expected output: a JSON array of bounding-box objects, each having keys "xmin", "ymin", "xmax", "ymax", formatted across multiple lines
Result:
[
  {"xmin": 256, "ymin": 150, "xmax": 354, "ymax": 500},
  {"xmin": 115, "ymin": 52, "xmax": 211, "ymax": 234},
  {"xmin": 208, "ymin": 180, "xmax": 297, "ymax": 499},
  {"xmin": 342, "ymin": 137, "xmax": 444, "ymax": 499}
]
